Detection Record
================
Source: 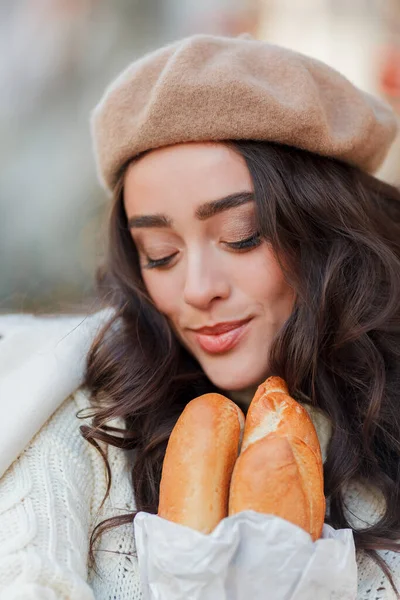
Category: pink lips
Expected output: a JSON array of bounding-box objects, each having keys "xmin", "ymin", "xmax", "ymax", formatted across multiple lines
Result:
[{"xmin": 191, "ymin": 318, "xmax": 252, "ymax": 354}]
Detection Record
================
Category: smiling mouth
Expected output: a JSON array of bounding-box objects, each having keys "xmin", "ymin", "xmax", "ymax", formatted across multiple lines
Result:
[
  {"xmin": 191, "ymin": 318, "xmax": 252, "ymax": 335},
  {"xmin": 191, "ymin": 318, "xmax": 253, "ymax": 354}
]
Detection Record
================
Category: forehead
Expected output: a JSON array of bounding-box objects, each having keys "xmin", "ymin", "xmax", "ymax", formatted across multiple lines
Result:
[{"xmin": 123, "ymin": 142, "xmax": 253, "ymax": 214}]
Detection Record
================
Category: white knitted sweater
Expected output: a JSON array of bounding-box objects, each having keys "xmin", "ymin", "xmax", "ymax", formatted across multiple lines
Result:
[
  {"xmin": 0, "ymin": 313, "xmax": 399, "ymax": 599},
  {"xmin": 0, "ymin": 387, "xmax": 142, "ymax": 600}
]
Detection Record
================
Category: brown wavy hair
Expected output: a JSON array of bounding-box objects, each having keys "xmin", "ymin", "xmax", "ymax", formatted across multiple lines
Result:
[{"xmin": 80, "ymin": 140, "xmax": 400, "ymax": 594}]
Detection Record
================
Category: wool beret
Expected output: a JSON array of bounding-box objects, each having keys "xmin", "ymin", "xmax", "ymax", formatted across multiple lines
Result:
[{"xmin": 91, "ymin": 33, "xmax": 399, "ymax": 192}]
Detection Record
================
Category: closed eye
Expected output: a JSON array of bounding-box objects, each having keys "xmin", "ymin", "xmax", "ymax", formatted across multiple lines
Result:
[
  {"xmin": 142, "ymin": 253, "xmax": 179, "ymax": 269},
  {"xmin": 225, "ymin": 232, "xmax": 261, "ymax": 250}
]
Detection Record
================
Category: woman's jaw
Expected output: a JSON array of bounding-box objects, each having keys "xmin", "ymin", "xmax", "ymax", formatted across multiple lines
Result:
[{"xmin": 179, "ymin": 313, "xmax": 276, "ymax": 395}]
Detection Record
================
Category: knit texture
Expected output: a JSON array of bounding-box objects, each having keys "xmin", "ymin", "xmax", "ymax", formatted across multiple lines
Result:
[
  {"xmin": 0, "ymin": 388, "xmax": 142, "ymax": 600},
  {"xmin": 90, "ymin": 33, "xmax": 399, "ymax": 192},
  {"xmin": 0, "ymin": 388, "xmax": 399, "ymax": 598}
]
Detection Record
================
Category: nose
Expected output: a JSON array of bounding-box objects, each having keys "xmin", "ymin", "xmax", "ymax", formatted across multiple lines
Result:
[{"xmin": 183, "ymin": 247, "xmax": 230, "ymax": 309}]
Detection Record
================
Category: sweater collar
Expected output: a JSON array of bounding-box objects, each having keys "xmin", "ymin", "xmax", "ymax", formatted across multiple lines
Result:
[{"xmin": 0, "ymin": 308, "xmax": 114, "ymax": 478}]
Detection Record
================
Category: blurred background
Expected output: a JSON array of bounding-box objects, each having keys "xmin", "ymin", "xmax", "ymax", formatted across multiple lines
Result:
[{"xmin": 1, "ymin": 0, "xmax": 399, "ymax": 315}]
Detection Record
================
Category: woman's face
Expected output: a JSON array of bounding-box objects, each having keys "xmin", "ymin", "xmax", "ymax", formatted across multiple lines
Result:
[{"xmin": 124, "ymin": 142, "xmax": 295, "ymax": 394}]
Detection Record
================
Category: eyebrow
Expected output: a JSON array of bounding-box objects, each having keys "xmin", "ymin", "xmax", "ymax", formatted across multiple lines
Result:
[{"xmin": 127, "ymin": 191, "xmax": 254, "ymax": 229}]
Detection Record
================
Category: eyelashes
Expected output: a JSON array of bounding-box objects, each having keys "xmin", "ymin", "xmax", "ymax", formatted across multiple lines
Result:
[
  {"xmin": 226, "ymin": 232, "xmax": 261, "ymax": 250},
  {"xmin": 142, "ymin": 232, "xmax": 261, "ymax": 270},
  {"xmin": 144, "ymin": 254, "xmax": 178, "ymax": 269}
]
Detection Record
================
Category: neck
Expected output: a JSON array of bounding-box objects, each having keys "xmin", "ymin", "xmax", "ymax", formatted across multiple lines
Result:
[{"xmin": 224, "ymin": 385, "xmax": 258, "ymax": 413}]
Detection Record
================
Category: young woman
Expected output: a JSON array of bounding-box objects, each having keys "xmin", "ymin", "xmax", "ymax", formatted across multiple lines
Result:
[{"xmin": 1, "ymin": 33, "xmax": 400, "ymax": 599}]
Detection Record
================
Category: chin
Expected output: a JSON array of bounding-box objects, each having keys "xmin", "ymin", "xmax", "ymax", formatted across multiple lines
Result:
[{"xmin": 200, "ymin": 354, "xmax": 269, "ymax": 393}]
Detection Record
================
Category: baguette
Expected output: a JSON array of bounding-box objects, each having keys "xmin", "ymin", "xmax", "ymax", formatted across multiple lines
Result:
[
  {"xmin": 158, "ymin": 393, "xmax": 245, "ymax": 533},
  {"xmin": 228, "ymin": 376, "xmax": 325, "ymax": 541}
]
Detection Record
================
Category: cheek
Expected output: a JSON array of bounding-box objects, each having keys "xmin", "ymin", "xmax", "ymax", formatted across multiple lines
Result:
[
  {"xmin": 235, "ymin": 250, "xmax": 296, "ymax": 326},
  {"xmin": 142, "ymin": 273, "xmax": 180, "ymax": 321},
  {"xmin": 237, "ymin": 247, "xmax": 292, "ymax": 297}
]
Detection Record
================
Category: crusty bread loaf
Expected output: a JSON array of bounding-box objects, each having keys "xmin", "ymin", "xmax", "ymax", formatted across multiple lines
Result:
[
  {"xmin": 158, "ymin": 393, "xmax": 245, "ymax": 533},
  {"xmin": 228, "ymin": 376, "xmax": 325, "ymax": 541},
  {"xmin": 240, "ymin": 376, "xmax": 321, "ymax": 456}
]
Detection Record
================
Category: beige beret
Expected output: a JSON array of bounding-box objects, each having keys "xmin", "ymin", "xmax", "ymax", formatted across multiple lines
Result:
[{"xmin": 91, "ymin": 33, "xmax": 399, "ymax": 192}]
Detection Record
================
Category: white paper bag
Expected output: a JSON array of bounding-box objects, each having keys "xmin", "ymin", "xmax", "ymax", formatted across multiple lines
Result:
[{"xmin": 134, "ymin": 510, "xmax": 357, "ymax": 600}]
